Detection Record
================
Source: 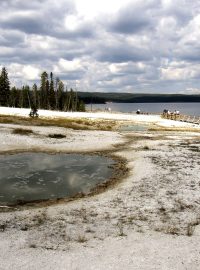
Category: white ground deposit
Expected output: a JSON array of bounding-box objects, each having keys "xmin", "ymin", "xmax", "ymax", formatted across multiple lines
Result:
[{"xmin": 0, "ymin": 107, "xmax": 200, "ymax": 270}]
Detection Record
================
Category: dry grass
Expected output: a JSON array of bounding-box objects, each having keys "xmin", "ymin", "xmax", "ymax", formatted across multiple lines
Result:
[
  {"xmin": 0, "ymin": 115, "xmax": 116, "ymax": 131},
  {"xmin": 149, "ymin": 127, "xmax": 200, "ymax": 132},
  {"xmin": 48, "ymin": 134, "xmax": 66, "ymax": 139},
  {"xmin": 77, "ymin": 235, "xmax": 87, "ymax": 243},
  {"xmin": 0, "ymin": 222, "xmax": 7, "ymax": 232},
  {"xmin": 12, "ymin": 128, "xmax": 34, "ymax": 135},
  {"xmin": 187, "ymin": 219, "xmax": 200, "ymax": 236},
  {"xmin": 143, "ymin": 145, "xmax": 150, "ymax": 150},
  {"xmin": 117, "ymin": 221, "xmax": 127, "ymax": 237}
]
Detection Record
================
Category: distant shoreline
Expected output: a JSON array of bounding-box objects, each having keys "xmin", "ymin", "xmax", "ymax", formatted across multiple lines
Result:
[{"xmin": 78, "ymin": 92, "xmax": 200, "ymax": 104}]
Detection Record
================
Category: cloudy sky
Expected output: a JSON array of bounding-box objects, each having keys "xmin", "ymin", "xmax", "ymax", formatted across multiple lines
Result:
[{"xmin": 0, "ymin": 0, "xmax": 200, "ymax": 93}]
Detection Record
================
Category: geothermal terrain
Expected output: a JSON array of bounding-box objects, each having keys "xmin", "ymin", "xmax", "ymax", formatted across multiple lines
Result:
[{"xmin": 0, "ymin": 108, "xmax": 200, "ymax": 270}]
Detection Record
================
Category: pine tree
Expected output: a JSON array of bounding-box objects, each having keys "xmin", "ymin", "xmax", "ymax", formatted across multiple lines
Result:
[
  {"xmin": 70, "ymin": 88, "xmax": 75, "ymax": 111},
  {"xmin": 0, "ymin": 67, "xmax": 10, "ymax": 106},
  {"xmin": 32, "ymin": 84, "xmax": 39, "ymax": 109},
  {"xmin": 57, "ymin": 80, "xmax": 64, "ymax": 110},
  {"xmin": 77, "ymin": 99, "xmax": 85, "ymax": 111},
  {"xmin": 19, "ymin": 85, "xmax": 31, "ymax": 108},
  {"xmin": 64, "ymin": 87, "xmax": 70, "ymax": 111},
  {"xmin": 40, "ymin": 71, "xmax": 48, "ymax": 109},
  {"xmin": 10, "ymin": 86, "xmax": 19, "ymax": 107},
  {"xmin": 45, "ymin": 79, "xmax": 50, "ymax": 109},
  {"xmin": 49, "ymin": 72, "xmax": 55, "ymax": 109}
]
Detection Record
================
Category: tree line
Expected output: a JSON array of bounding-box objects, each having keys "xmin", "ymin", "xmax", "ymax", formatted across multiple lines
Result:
[{"xmin": 0, "ymin": 67, "xmax": 85, "ymax": 111}]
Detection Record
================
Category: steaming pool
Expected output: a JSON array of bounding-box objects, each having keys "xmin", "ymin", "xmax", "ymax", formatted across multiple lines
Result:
[{"xmin": 0, "ymin": 152, "xmax": 115, "ymax": 206}]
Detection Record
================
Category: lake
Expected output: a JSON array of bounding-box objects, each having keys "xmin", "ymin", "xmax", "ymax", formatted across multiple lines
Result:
[
  {"xmin": 0, "ymin": 153, "xmax": 115, "ymax": 206},
  {"xmin": 87, "ymin": 103, "xmax": 200, "ymax": 116}
]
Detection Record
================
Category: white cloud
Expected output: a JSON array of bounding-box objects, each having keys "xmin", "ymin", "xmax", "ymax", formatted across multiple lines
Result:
[
  {"xmin": 184, "ymin": 87, "xmax": 200, "ymax": 94},
  {"xmin": 178, "ymin": 87, "xmax": 200, "ymax": 94},
  {"xmin": 161, "ymin": 65, "xmax": 199, "ymax": 81},
  {"xmin": 54, "ymin": 58, "xmax": 84, "ymax": 73},
  {"xmin": 74, "ymin": 0, "xmax": 132, "ymax": 19},
  {"xmin": 22, "ymin": 65, "xmax": 40, "ymax": 80},
  {"xmin": 64, "ymin": 15, "xmax": 82, "ymax": 31},
  {"xmin": 1, "ymin": 63, "xmax": 40, "ymax": 87},
  {"xmin": 179, "ymin": 14, "xmax": 200, "ymax": 44},
  {"xmin": 8, "ymin": 63, "xmax": 23, "ymax": 78},
  {"xmin": 25, "ymin": 35, "xmax": 52, "ymax": 50}
]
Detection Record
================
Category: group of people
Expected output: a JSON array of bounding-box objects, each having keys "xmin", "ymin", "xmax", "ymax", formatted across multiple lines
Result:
[
  {"xmin": 29, "ymin": 106, "xmax": 39, "ymax": 117},
  {"xmin": 163, "ymin": 109, "xmax": 180, "ymax": 118},
  {"xmin": 105, "ymin": 107, "xmax": 112, "ymax": 112}
]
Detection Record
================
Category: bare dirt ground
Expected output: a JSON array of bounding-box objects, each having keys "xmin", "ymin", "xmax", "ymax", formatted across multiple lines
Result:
[{"xmin": 0, "ymin": 116, "xmax": 200, "ymax": 270}]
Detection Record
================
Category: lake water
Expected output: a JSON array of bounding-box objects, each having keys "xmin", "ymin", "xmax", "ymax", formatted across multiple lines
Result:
[
  {"xmin": 0, "ymin": 153, "xmax": 114, "ymax": 206},
  {"xmin": 87, "ymin": 103, "xmax": 200, "ymax": 116}
]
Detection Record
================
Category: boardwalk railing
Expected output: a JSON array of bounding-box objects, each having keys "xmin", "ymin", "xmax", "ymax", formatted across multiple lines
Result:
[{"xmin": 162, "ymin": 113, "xmax": 200, "ymax": 125}]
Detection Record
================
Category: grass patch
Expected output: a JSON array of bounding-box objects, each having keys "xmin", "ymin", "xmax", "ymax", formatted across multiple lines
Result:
[
  {"xmin": 29, "ymin": 243, "xmax": 37, "ymax": 248},
  {"xmin": 0, "ymin": 222, "xmax": 7, "ymax": 232},
  {"xmin": 12, "ymin": 128, "xmax": 34, "ymax": 135},
  {"xmin": 117, "ymin": 222, "xmax": 127, "ymax": 237},
  {"xmin": 0, "ymin": 115, "xmax": 117, "ymax": 131},
  {"xmin": 77, "ymin": 235, "xmax": 87, "ymax": 243},
  {"xmin": 48, "ymin": 133, "xmax": 66, "ymax": 139},
  {"xmin": 149, "ymin": 127, "xmax": 200, "ymax": 132}
]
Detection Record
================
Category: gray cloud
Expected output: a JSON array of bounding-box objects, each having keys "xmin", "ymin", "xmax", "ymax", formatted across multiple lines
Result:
[
  {"xmin": 0, "ymin": 0, "xmax": 200, "ymax": 93},
  {"xmin": 162, "ymin": 0, "xmax": 197, "ymax": 25},
  {"xmin": 0, "ymin": 0, "xmax": 42, "ymax": 10},
  {"xmin": 1, "ymin": 16, "xmax": 93, "ymax": 39},
  {"xmin": 108, "ymin": 13, "xmax": 151, "ymax": 34},
  {"xmin": 0, "ymin": 30, "xmax": 25, "ymax": 47},
  {"xmin": 106, "ymin": 1, "xmax": 157, "ymax": 34},
  {"xmin": 1, "ymin": 15, "xmax": 46, "ymax": 35},
  {"xmin": 95, "ymin": 43, "xmax": 152, "ymax": 63},
  {"xmin": 0, "ymin": 0, "xmax": 82, "ymax": 38},
  {"xmin": 57, "ymin": 71, "xmax": 86, "ymax": 81}
]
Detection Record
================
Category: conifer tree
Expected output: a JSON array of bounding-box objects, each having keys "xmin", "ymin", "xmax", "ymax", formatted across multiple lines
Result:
[
  {"xmin": 57, "ymin": 80, "xmax": 64, "ymax": 110},
  {"xmin": 55, "ymin": 77, "xmax": 59, "ymax": 110},
  {"xmin": 70, "ymin": 88, "xmax": 75, "ymax": 111},
  {"xmin": 10, "ymin": 86, "xmax": 19, "ymax": 107},
  {"xmin": 19, "ymin": 85, "xmax": 30, "ymax": 108},
  {"xmin": 40, "ymin": 71, "xmax": 48, "ymax": 109},
  {"xmin": 77, "ymin": 99, "xmax": 85, "ymax": 111},
  {"xmin": 45, "ymin": 79, "xmax": 50, "ymax": 109},
  {"xmin": 32, "ymin": 84, "xmax": 39, "ymax": 109},
  {"xmin": 49, "ymin": 72, "xmax": 55, "ymax": 109},
  {"xmin": 0, "ymin": 67, "xmax": 10, "ymax": 106}
]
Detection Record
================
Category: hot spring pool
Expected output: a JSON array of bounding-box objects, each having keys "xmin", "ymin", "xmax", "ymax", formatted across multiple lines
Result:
[{"xmin": 0, "ymin": 152, "xmax": 115, "ymax": 206}]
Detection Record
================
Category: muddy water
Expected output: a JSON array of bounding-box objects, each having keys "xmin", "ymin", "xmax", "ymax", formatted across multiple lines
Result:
[{"xmin": 0, "ymin": 153, "xmax": 115, "ymax": 205}]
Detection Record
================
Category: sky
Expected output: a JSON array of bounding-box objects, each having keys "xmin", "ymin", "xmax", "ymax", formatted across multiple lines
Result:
[{"xmin": 0, "ymin": 0, "xmax": 200, "ymax": 94}]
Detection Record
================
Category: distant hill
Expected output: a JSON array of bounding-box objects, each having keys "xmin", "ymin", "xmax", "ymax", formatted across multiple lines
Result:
[{"xmin": 77, "ymin": 92, "xmax": 200, "ymax": 104}]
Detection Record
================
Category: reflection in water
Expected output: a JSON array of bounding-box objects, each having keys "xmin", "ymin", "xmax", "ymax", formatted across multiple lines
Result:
[
  {"xmin": 119, "ymin": 124, "xmax": 148, "ymax": 132},
  {"xmin": 0, "ymin": 153, "xmax": 115, "ymax": 205}
]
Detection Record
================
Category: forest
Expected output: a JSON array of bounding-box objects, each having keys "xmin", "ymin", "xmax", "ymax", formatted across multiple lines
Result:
[{"xmin": 0, "ymin": 67, "xmax": 85, "ymax": 112}]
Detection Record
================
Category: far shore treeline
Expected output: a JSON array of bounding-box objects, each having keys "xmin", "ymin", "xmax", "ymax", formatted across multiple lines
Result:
[
  {"xmin": 77, "ymin": 92, "xmax": 200, "ymax": 104},
  {"xmin": 0, "ymin": 67, "xmax": 85, "ymax": 112}
]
